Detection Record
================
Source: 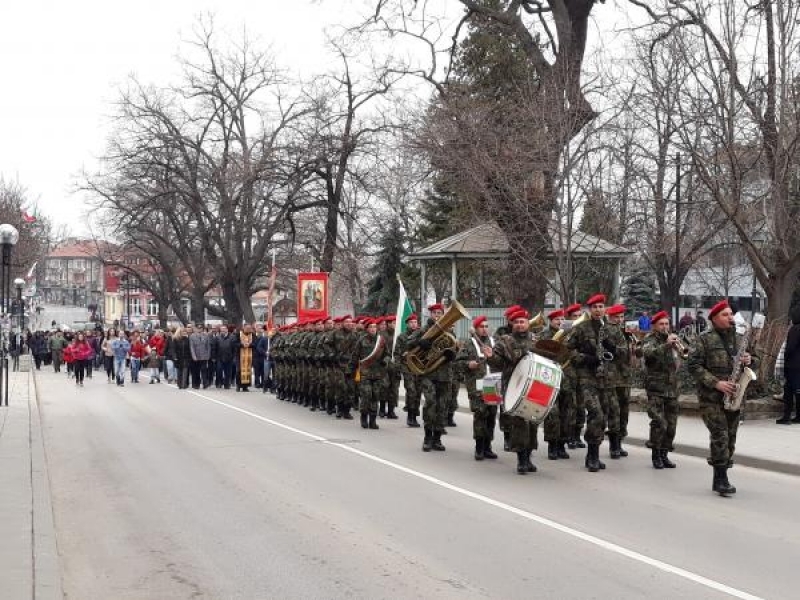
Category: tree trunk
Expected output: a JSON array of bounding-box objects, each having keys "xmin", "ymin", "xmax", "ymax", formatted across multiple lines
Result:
[
  {"xmin": 190, "ymin": 288, "xmax": 206, "ymax": 325},
  {"xmin": 158, "ymin": 304, "xmax": 169, "ymax": 330},
  {"xmin": 320, "ymin": 190, "xmax": 340, "ymax": 274},
  {"xmin": 221, "ymin": 281, "xmax": 243, "ymax": 325},
  {"xmin": 236, "ymin": 281, "xmax": 256, "ymax": 324}
]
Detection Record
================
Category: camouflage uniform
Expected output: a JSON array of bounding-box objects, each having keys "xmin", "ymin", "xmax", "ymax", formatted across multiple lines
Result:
[
  {"xmin": 456, "ymin": 333, "xmax": 500, "ymax": 458},
  {"xmin": 354, "ymin": 331, "xmax": 386, "ymax": 429},
  {"xmin": 320, "ymin": 326, "xmax": 338, "ymax": 414},
  {"xmin": 380, "ymin": 329, "xmax": 400, "ymax": 419},
  {"xmin": 688, "ymin": 326, "xmax": 758, "ymax": 468},
  {"xmin": 642, "ymin": 331, "xmax": 679, "ymax": 466},
  {"xmin": 488, "ymin": 331, "xmax": 539, "ymax": 473},
  {"xmin": 538, "ymin": 327, "xmax": 566, "ymax": 457},
  {"xmin": 493, "ymin": 323, "xmax": 513, "ymax": 450},
  {"xmin": 604, "ymin": 321, "xmax": 631, "ymax": 458},
  {"xmin": 393, "ymin": 329, "xmax": 421, "ymax": 426},
  {"xmin": 566, "ymin": 317, "xmax": 609, "ymax": 471}
]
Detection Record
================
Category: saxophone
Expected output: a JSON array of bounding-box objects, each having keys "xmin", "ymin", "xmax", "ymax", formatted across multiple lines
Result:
[{"xmin": 722, "ymin": 325, "xmax": 757, "ymax": 411}]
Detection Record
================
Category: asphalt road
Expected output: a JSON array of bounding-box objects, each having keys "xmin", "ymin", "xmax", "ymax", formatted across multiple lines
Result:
[{"xmin": 36, "ymin": 368, "xmax": 800, "ymax": 600}]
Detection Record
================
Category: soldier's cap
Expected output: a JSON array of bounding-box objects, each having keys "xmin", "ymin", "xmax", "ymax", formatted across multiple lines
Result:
[
  {"xmin": 547, "ymin": 309, "xmax": 565, "ymax": 320},
  {"xmin": 405, "ymin": 313, "xmax": 418, "ymax": 323},
  {"xmin": 708, "ymin": 300, "xmax": 730, "ymax": 319},
  {"xmin": 374, "ymin": 316, "xmax": 385, "ymax": 324},
  {"xmin": 503, "ymin": 304, "xmax": 523, "ymax": 318},
  {"xmin": 384, "ymin": 315, "xmax": 396, "ymax": 322},
  {"xmin": 427, "ymin": 303, "xmax": 445, "ymax": 313},
  {"xmin": 340, "ymin": 314, "xmax": 353, "ymax": 322},
  {"xmin": 509, "ymin": 309, "xmax": 530, "ymax": 321},
  {"xmin": 651, "ymin": 310, "xmax": 669, "ymax": 324},
  {"xmin": 565, "ymin": 303, "xmax": 582, "ymax": 316},
  {"xmin": 585, "ymin": 293, "xmax": 606, "ymax": 306},
  {"xmin": 473, "ymin": 315, "xmax": 488, "ymax": 328},
  {"xmin": 606, "ymin": 304, "xmax": 626, "ymax": 317}
]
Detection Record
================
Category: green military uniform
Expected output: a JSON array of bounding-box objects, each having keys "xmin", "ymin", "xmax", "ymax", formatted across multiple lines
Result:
[
  {"xmin": 642, "ymin": 331, "xmax": 679, "ymax": 468},
  {"xmin": 393, "ymin": 328, "xmax": 421, "ymax": 427},
  {"xmin": 488, "ymin": 331, "xmax": 539, "ymax": 474},
  {"xmin": 539, "ymin": 326, "xmax": 570, "ymax": 459},
  {"xmin": 332, "ymin": 325, "xmax": 358, "ymax": 419},
  {"xmin": 456, "ymin": 332, "xmax": 500, "ymax": 460},
  {"xmin": 604, "ymin": 321, "xmax": 631, "ymax": 458},
  {"xmin": 354, "ymin": 330, "xmax": 386, "ymax": 429},
  {"xmin": 320, "ymin": 325, "xmax": 338, "ymax": 414},
  {"xmin": 379, "ymin": 328, "xmax": 400, "ymax": 419},
  {"xmin": 566, "ymin": 317, "xmax": 609, "ymax": 472},
  {"xmin": 688, "ymin": 323, "xmax": 759, "ymax": 495}
]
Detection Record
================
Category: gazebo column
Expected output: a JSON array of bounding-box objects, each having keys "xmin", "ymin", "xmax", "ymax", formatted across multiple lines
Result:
[
  {"xmin": 419, "ymin": 261, "xmax": 427, "ymax": 311},
  {"xmin": 450, "ymin": 257, "xmax": 458, "ymax": 302},
  {"xmin": 611, "ymin": 259, "xmax": 621, "ymax": 301}
]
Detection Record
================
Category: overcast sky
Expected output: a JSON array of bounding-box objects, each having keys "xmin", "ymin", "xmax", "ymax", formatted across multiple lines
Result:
[{"xmin": 0, "ymin": 0, "xmax": 630, "ymax": 235}]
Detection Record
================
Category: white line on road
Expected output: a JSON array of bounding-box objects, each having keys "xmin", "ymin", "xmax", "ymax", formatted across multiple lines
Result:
[{"xmin": 181, "ymin": 387, "xmax": 763, "ymax": 600}]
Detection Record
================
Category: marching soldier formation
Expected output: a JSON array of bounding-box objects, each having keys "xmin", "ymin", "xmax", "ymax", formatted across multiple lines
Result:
[{"xmin": 267, "ymin": 296, "xmax": 758, "ymax": 497}]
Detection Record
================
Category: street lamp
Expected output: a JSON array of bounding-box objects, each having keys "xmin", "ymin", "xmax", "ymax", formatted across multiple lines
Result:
[
  {"xmin": 0, "ymin": 223, "xmax": 19, "ymax": 407},
  {"xmin": 14, "ymin": 278, "xmax": 25, "ymax": 332}
]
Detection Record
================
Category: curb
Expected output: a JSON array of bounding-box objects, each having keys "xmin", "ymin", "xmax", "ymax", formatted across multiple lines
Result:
[{"xmin": 29, "ymin": 371, "xmax": 63, "ymax": 600}]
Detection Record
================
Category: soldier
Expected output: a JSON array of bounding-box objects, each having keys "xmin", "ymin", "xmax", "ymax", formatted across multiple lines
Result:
[
  {"xmin": 457, "ymin": 315, "xmax": 500, "ymax": 461},
  {"xmin": 394, "ymin": 313, "xmax": 422, "ymax": 427},
  {"xmin": 407, "ymin": 303, "xmax": 456, "ymax": 452},
  {"xmin": 563, "ymin": 303, "xmax": 585, "ymax": 449},
  {"xmin": 495, "ymin": 304, "xmax": 522, "ymax": 451},
  {"xmin": 642, "ymin": 310, "xmax": 680, "ymax": 469},
  {"xmin": 332, "ymin": 315, "xmax": 357, "ymax": 420},
  {"xmin": 688, "ymin": 300, "xmax": 757, "ymax": 497},
  {"xmin": 604, "ymin": 304, "xmax": 631, "ymax": 459},
  {"xmin": 383, "ymin": 316, "xmax": 401, "ymax": 419},
  {"xmin": 354, "ymin": 318, "xmax": 386, "ymax": 430},
  {"xmin": 488, "ymin": 308, "xmax": 539, "ymax": 474},
  {"xmin": 539, "ymin": 309, "xmax": 570, "ymax": 460},
  {"xmin": 566, "ymin": 294, "xmax": 611, "ymax": 473},
  {"xmin": 320, "ymin": 317, "xmax": 337, "ymax": 415}
]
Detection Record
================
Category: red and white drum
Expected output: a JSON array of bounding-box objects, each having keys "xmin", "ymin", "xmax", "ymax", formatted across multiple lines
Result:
[
  {"xmin": 480, "ymin": 373, "xmax": 503, "ymax": 405},
  {"xmin": 504, "ymin": 353, "xmax": 563, "ymax": 424}
]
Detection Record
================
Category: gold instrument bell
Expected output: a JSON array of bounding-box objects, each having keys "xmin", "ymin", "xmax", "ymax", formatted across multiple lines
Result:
[{"xmin": 405, "ymin": 301, "xmax": 471, "ymax": 376}]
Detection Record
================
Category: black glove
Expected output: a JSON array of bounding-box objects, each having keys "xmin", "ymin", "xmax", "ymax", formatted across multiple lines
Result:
[
  {"xmin": 418, "ymin": 338, "xmax": 433, "ymax": 351},
  {"xmin": 602, "ymin": 339, "xmax": 616, "ymax": 355},
  {"xmin": 580, "ymin": 341, "xmax": 595, "ymax": 355},
  {"xmin": 581, "ymin": 354, "xmax": 599, "ymax": 369},
  {"xmin": 443, "ymin": 348, "xmax": 457, "ymax": 361}
]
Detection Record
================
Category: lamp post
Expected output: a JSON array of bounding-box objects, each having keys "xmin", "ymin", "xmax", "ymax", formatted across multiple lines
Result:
[
  {"xmin": 14, "ymin": 277, "xmax": 24, "ymax": 331},
  {"xmin": 0, "ymin": 224, "xmax": 19, "ymax": 407}
]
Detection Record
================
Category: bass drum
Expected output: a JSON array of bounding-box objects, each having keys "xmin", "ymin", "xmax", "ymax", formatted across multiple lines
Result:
[{"xmin": 504, "ymin": 352, "xmax": 563, "ymax": 424}]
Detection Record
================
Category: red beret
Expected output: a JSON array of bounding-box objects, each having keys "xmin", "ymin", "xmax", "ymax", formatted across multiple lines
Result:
[
  {"xmin": 385, "ymin": 315, "xmax": 396, "ymax": 322},
  {"xmin": 509, "ymin": 309, "xmax": 530, "ymax": 321},
  {"xmin": 504, "ymin": 305, "xmax": 523, "ymax": 318},
  {"xmin": 405, "ymin": 313, "xmax": 418, "ymax": 322},
  {"xmin": 374, "ymin": 316, "xmax": 385, "ymax": 324},
  {"xmin": 651, "ymin": 310, "xmax": 669, "ymax": 324},
  {"xmin": 340, "ymin": 315, "xmax": 353, "ymax": 322},
  {"xmin": 473, "ymin": 315, "xmax": 488, "ymax": 329},
  {"xmin": 565, "ymin": 303, "xmax": 582, "ymax": 316},
  {"xmin": 586, "ymin": 293, "xmax": 606, "ymax": 306},
  {"xmin": 547, "ymin": 309, "xmax": 565, "ymax": 320},
  {"xmin": 427, "ymin": 303, "xmax": 445, "ymax": 312},
  {"xmin": 606, "ymin": 304, "xmax": 626, "ymax": 316},
  {"xmin": 709, "ymin": 300, "xmax": 730, "ymax": 319}
]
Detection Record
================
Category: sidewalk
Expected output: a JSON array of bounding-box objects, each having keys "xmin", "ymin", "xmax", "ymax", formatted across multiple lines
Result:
[
  {"xmin": 0, "ymin": 369, "xmax": 61, "ymax": 599},
  {"xmin": 447, "ymin": 387, "xmax": 800, "ymax": 477}
]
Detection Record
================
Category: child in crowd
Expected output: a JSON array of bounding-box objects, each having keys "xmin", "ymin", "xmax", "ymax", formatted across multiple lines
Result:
[{"xmin": 146, "ymin": 349, "xmax": 162, "ymax": 383}]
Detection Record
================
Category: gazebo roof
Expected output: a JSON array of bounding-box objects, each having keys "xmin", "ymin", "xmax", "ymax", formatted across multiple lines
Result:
[{"xmin": 410, "ymin": 221, "xmax": 632, "ymax": 261}]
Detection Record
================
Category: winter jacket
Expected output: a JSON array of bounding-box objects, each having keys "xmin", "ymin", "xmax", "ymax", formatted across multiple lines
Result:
[
  {"xmin": 189, "ymin": 332, "xmax": 211, "ymax": 361},
  {"xmin": 110, "ymin": 338, "xmax": 131, "ymax": 360}
]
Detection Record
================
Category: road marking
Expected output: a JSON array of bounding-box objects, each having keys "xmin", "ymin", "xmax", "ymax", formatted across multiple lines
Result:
[{"xmin": 177, "ymin": 387, "xmax": 760, "ymax": 599}]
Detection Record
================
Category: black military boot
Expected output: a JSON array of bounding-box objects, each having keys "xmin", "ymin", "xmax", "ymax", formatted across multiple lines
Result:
[
  {"xmin": 369, "ymin": 412, "xmax": 380, "ymax": 430},
  {"xmin": 407, "ymin": 412, "xmax": 415, "ymax": 427},
  {"xmin": 303, "ymin": 395, "xmax": 310, "ymax": 408},
  {"xmin": 503, "ymin": 431, "xmax": 512, "ymax": 452},
  {"xmin": 335, "ymin": 403, "xmax": 343, "ymax": 419},
  {"xmin": 618, "ymin": 438, "xmax": 629, "ymax": 457},
  {"xmin": 474, "ymin": 438, "xmax": 485, "ymax": 461},
  {"xmin": 432, "ymin": 431, "xmax": 446, "ymax": 451},
  {"xmin": 586, "ymin": 444, "xmax": 600, "ymax": 472},
  {"xmin": 360, "ymin": 412, "xmax": 369, "ymax": 429},
  {"xmin": 378, "ymin": 401, "xmax": 386, "ymax": 418},
  {"xmin": 483, "ymin": 441, "xmax": 498, "ymax": 459},
  {"xmin": 410, "ymin": 410, "xmax": 420, "ymax": 427},
  {"xmin": 547, "ymin": 442, "xmax": 558, "ymax": 460},
  {"xmin": 525, "ymin": 450, "xmax": 537, "ymax": 473},
  {"xmin": 327, "ymin": 399, "xmax": 336, "ymax": 415},
  {"xmin": 573, "ymin": 426, "xmax": 586, "ymax": 448},
  {"xmin": 556, "ymin": 442, "xmax": 570, "ymax": 459},
  {"xmin": 609, "ymin": 435, "xmax": 621, "ymax": 459},
  {"xmin": 661, "ymin": 449, "xmax": 676, "ymax": 468},
  {"xmin": 712, "ymin": 466, "xmax": 736, "ymax": 496},
  {"xmin": 342, "ymin": 407, "xmax": 354, "ymax": 420},
  {"xmin": 310, "ymin": 398, "xmax": 318, "ymax": 412},
  {"xmin": 422, "ymin": 428, "xmax": 433, "ymax": 452},
  {"xmin": 516, "ymin": 451, "xmax": 527, "ymax": 475},
  {"xmin": 652, "ymin": 448, "xmax": 664, "ymax": 469},
  {"xmin": 387, "ymin": 406, "xmax": 398, "ymax": 419},
  {"xmin": 446, "ymin": 412, "xmax": 457, "ymax": 427}
]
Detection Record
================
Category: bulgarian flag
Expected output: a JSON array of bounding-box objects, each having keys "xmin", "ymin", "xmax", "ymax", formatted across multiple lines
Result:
[
  {"xmin": 21, "ymin": 210, "xmax": 37, "ymax": 223},
  {"xmin": 525, "ymin": 358, "xmax": 563, "ymax": 407},
  {"xmin": 392, "ymin": 275, "xmax": 414, "ymax": 355}
]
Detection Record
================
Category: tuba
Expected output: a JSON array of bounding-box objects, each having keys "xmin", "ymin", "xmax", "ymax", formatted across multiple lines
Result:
[
  {"xmin": 529, "ymin": 311, "xmax": 545, "ymax": 332},
  {"xmin": 406, "ymin": 301, "xmax": 471, "ymax": 376},
  {"xmin": 552, "ymin": 311, "xmax": 589, "ymax": 343}
]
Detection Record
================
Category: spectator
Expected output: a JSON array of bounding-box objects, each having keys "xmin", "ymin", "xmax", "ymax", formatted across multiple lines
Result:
[
  {"xmin": 695, "ymin": 311, "xmax": 707, "ymax": 333},
  {"xmin": 129, "ymin": 332, "xmax": 148, "ymax": 384},
  {"xmin": 189, "ymin": 325, "xmax": 211, "ymax": 389},
  {"xmin": 678, "ymin": 310, "xmax": 695, "ymax": 331},
  {"xmin": 101, "ymin": 329, "xmax": 116, "ymax": 383},
  {"xmin": 777, "ymin": 309, "xmax": 800, "ymax": 424},
  {"xmin": 49, "ymin": 330, "xmax": 67, "ymax": 373},
  {"xmin": 170, "ymin": 327, "xmax": 192, "ymax": 389},
  {"xmin": 638, "ymin": 311, "xmax": 652, "ymax": 332},
  {"xmin": 70, "ymin": 333, "xmax": 93, "ymax": 387},
  {"xmin": 145, "ymin": 349, "xmax": 162, "ymax": 384},
  {"xmin": 110, "ymin": 330, "xmax": 131, "ymax": 386}
]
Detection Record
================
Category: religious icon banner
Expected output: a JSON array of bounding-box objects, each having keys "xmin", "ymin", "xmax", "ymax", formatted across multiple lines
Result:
[{"xmin": 297, "ymin": 272, "xmax": 329, "ymax": 320}]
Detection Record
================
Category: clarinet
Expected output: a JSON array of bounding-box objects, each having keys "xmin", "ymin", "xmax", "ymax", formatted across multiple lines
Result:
[{"xmin": 722, "ymin": 325, "xmax": 752, "ymax": 411}]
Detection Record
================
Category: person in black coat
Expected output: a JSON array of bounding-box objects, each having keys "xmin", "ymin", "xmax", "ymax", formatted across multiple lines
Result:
[
  {"xmin": 170, "ymin": 328, "xmax": 192, "ymax": 390},
  {"xmin": 777, "ymin": 308, "xmax": 800, "ymax": 424}
]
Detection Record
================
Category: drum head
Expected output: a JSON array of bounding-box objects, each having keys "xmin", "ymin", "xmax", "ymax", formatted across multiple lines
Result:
[{"xmin": 505, "ymin": 354, "xmax": 535, "ymax": 404}]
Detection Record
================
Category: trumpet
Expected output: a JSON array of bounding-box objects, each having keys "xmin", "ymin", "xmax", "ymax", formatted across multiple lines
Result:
[{"xmin": 669, "ymin": 335, "xmax": 690, "ymax": 359}]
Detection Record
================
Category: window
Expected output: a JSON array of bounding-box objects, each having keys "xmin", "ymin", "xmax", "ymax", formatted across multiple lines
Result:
[
  {"xmin": 110, "ymin": 297, "xmax": 116, "ymax": 314},
  {"xmin": 147, "ymin": 299, "xmax": 159, "ymax": 316},
  {"xmin": 181, "ymin": 298, "xmax": 190, "ymax": 319},
  {"xmin": 131, "ymin": 298, "xmax": 141, "ymax": 316}
]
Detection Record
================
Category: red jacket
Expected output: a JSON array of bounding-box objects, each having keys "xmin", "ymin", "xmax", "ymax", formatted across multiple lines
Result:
[
  {"xmin": 69, "ymin": 341, "xmax": 93, "ymax": 362},
  {"xmin": 149, "ymin": 335, "xmax": 166, "ymax": 357},
  {"xmin": 130, "ymin": 340, "xmax": 149, "ymax": 359}
]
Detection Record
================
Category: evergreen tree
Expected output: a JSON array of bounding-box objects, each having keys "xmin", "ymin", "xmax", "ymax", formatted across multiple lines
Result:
[
  {"xmin": 362, "ymin": 221, "xmax": 407, "ymax": 315},
  {"xmin": 622, "ymin": 265, "xmax": 658, "ymax": 316}
]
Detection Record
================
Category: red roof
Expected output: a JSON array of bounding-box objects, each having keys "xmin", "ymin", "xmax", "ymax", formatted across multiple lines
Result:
[{"xmin": 48, "ymin": 240, "xmax": 118, "ymax": 259}]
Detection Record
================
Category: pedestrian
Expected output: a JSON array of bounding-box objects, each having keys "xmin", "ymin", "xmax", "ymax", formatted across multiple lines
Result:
[
  {"xmin": 30, "ymin": 331, "xmax": 47, "ymax": 370},
  {"xmin": 110, "ymin": 330, "xmax": 131, "ymax": 386},
  {"xmin": 695, "ymin": 310, "xmax": 707, "ymax": 333},
  {"xmin": 49, "ymin": 330, "xmax": 67, "ymax": 373},
  {"xmin": 688, "ymin": 299, "xmax": 758, "ymax": 497},
  {"xmin": 189, "ymin": 325, "xmax": 211, "ymax": 389},
  {"xmin": 145, "ymin": 349, "xmax": 162, "ymax": 383},
  {"xmin": 129, "ymin": 331, "xmax": 148, "ymax": 383},
  {"xmin": 101, "ymin": 329, "xmax": 116, "ymax": 383},
  {"xmin": 638, "ymin": 311, "xmax": 652, "ymax": 332},
  {"xmin": 170, "ymin": 327, "xmax": 192, "ymax": 389},
  {"xmin": 163, "ymin": 328, "xmax": 177, "ymax": 384},
  {"xmin": 678, "ymin": 310, "xmax": 694, "ymax": 331},
  {"xmin": 776, "ymin": 308, "xmax": 800, "ymax": 424},
  {"xmin": 70, "ymin": 333, "xmax": 93, "ymax": 387}
]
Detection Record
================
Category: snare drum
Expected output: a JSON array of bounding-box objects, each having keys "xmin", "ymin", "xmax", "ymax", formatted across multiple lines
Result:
[
  {"xmin": 504, "ymin": 353, "xmax": 563, "ymax": 424},
  {"xmin": 480, "ymin": 373, "xmax": 503, "ymax": 405}
]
